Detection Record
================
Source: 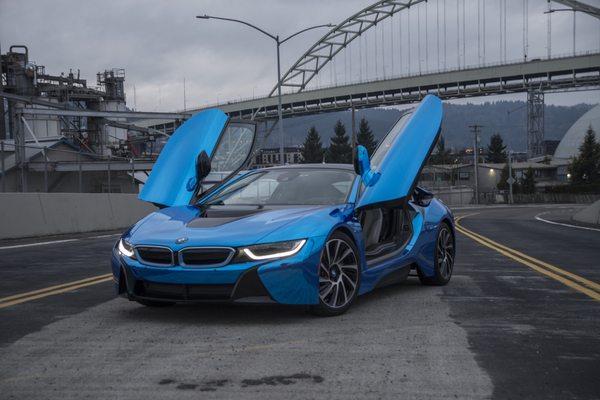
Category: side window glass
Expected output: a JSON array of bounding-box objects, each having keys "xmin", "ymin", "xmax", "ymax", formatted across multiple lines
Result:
[{"xmin": 211, "ymin": 122, "xmax": 255, "ymax": 173}]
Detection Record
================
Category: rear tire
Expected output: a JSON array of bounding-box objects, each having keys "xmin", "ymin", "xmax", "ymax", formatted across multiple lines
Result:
[
  {"xmin": 418, "ymin": 222, "xmax": 455, "ymax": 286},
  {"xmin": 310, "ymin": 231, "xmax": 361, "ymax": 317},
  {"xmin": 136, "ymin": 299, "xmax": 175, "ymax": 307}
]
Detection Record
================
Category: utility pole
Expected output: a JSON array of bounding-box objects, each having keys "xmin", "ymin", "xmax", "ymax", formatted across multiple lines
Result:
[{"xmin": 469, "ymin": 124, "xmax": 483, "ymax": 205}]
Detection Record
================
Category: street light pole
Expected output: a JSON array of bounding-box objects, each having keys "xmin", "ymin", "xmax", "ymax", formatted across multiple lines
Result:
[
  {"xmin": 275, "ymin": 38, "xmax": 284, "ymax": 165},
  {"xmin": 196, "ymin": 15, "xmax": 334, "ymax": 165}
]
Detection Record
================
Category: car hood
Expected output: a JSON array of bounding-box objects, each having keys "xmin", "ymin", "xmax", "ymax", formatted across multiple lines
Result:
[{"xmin": 128, "ymin": 204, "xmax": 343, "ymax": 248}]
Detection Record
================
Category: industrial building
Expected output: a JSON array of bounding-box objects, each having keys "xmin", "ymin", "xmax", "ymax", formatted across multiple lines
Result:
[{"xmin": 0, "ymin": 45, "xmax": 186, "ymax": 193}]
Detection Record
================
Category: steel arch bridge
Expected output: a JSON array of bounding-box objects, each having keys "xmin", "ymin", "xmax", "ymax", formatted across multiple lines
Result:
[
  {"xmin": 144, "ymin": 0, "xmax": 600, "ymax": 158},
  {"xmin": 271, "ymin": 0, "xmax": 599, "ymax": 98}
]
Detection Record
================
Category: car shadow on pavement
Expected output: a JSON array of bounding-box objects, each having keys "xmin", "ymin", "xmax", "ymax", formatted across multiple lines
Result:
[{"xmin": 118, "ymin": 278, "xmax": 436, "ymax": 325}]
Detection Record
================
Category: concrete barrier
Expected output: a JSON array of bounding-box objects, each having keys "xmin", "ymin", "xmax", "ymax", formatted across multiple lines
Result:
[
  {"xmin": 573, "ymin": 200, "xmax": 600, "ymax": 225},
  {"xmin": 0, "ymin": 193, "xmax": 157, "ymax": 239}
]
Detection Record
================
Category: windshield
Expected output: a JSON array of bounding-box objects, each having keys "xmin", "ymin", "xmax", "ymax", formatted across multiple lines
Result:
[{"xmin": 203, "ymin": 168, "xmax": 356, "ymax": 206}]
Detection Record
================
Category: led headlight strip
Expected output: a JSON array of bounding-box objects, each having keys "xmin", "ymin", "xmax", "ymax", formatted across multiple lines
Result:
[
  {"xmin": 118, "ymin": 239, "xmax": 135, "ymax": 258},
  {"xmin": 242, "ymin": 239, "xmax": 306, "ymax": 261}
]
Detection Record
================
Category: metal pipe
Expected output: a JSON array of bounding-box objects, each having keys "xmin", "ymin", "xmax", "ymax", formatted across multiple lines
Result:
[
  {"xmin": 107, "ymin": 155, "xmax": 111, "ymax": 193},
  {"xmin": 43, "ymin": 146, "xmax": 48, "ymax": 193},
  {"xmin": 508, "ymin": 150, "xmax": 514, "ymax": 204},
  {"xmin": 78, "ymin": 151, "xmax": 82, "ymax": 193},
  {"xmin": 131, "ymin": 157, "xmax": 135, "ymax": 193}
]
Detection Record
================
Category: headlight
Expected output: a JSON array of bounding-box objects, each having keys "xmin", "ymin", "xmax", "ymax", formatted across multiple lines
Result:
[
  {"xmin": 118, "ymin": 239, "xmax": 136, "ymax": 258},
  {"xmin": 239, "ymin": 239, "xmax": 306, "ymax": 261}
]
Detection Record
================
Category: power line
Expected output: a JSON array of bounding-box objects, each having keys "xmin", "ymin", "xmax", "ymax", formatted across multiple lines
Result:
[
  {"xmin": 483, "ymin": 0, "xmax": 486, "ymax": 64},
  {"xmin": 443, "ymin": 0, "xmax": 447, "ymax": 69},
  {"xmin": 523, "ymin": 0, "xmax": 529, "ymax": 60},
  {"xmin": 408, "ymin": 6, "xmax": 412, "ymax": 74},
  {"xmin": 391, "ymin": 13, "xmax": 394, "ymax": 75},
  {"xmin": 425, "ymin": 1, "xmax": 429, "ymax": 72},
  {"xmin": 478, "ymin": 0, "xmax": 481, "ymax": 65},
  {"xmin": 462, "ymin": 0, "xmax": 466, "ymax": 68},
  {"xmin": 418, "ymin": 4, "xmax": 422, "ymax": 74},
  {"xmin": 456, "ymin": 0, "xmax": 460, "ymax": 69},
  {"xmin": 436, "ymin": 0, "xmax": 440, "ymax": 70}
]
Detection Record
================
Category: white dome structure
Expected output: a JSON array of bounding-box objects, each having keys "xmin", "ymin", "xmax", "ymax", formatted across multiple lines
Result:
[{"xmin": 554, "ymin": 104, "xmax": 600, "ymax": 160}]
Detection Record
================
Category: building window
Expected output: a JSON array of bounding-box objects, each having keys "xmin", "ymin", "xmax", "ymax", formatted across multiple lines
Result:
[{"xmin": 458, "ymin": 172, "xmax": 470, "ymax": 180}]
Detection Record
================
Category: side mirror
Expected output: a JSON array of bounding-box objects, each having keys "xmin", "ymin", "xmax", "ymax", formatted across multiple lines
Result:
[
  {"xmin": 353, "ymin": 145, "xmax": 380, "ymax": 187},
  {"xmin": 195, "ymin": 150, "xmax": 211, "ymax": 182},
  {"xmin": 413, "ymin": 186, "xmax": 434, "ymax": 207},
  {"xmin": 186, "ymin": 150, "xmax": 211, "ymax": 192}
]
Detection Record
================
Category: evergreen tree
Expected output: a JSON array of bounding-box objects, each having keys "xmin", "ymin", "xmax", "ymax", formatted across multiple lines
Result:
[
  {"xmin": 486, "ymin": 133, "xmax": 507, "ymax": 163},
  {"xmin": 356, "ymin": 117, "xmax": 377, "ymax": 156},
  {"xmin": 300, "ymin": 126, "xmax": 324, "ymax": 163},
  {"xmin": 568, "ymin": 125, "xmax": 600, "ymax": 184},
  {"xmin": 497, "ymin": 164, "xmax": 521, "ymax": 193},
  {"xmin": 429, "ymin": 136, "xmax": 453, "ymax": 165},
  {"xmin": 497, "ymin": 164, "xmax": 510, "ymax": 191},
  {"xmin": 520, "ymin": 167, "xmax": 536, "ymax": 194},
  {"xmin": 326, "ymin": 120, "xmax": 352, "ymax": 164}
]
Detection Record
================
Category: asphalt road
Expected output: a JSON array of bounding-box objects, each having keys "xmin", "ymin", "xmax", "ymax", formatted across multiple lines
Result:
[{"xmin": 0, "ymin": 205, "xmax": 598, "ymax": 399}]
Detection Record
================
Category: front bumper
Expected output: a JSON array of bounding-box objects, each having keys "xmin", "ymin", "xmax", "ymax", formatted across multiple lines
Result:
[{"xmin": 111, "ymin": 236, "xmax": 325, "ymax": 305}]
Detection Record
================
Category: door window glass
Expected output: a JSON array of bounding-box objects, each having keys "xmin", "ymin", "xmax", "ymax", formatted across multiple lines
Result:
[
  {"xmin": 370, "ymin": 112, "xmax": 412, "ymax": 169},
  {"xmin": 211, "ymin": 122, "xmax": 255, "ymax": 173}
]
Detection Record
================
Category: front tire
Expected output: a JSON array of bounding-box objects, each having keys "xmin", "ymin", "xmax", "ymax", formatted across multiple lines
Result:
[
  {"xmin": 310, "ymin": 231, "xmax": 361, "ymax": 317},
  {"xmin": 418, "ymin": 222, "xmax": 455, "ymax": 286}
]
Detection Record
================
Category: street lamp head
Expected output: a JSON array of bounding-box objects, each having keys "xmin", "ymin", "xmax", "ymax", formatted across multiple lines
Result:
[{"xmin": 196, "ymin": 15, "xmax": 211, "ymax": 19}]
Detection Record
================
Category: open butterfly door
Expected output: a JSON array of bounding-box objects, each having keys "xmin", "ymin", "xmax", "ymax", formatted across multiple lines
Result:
[
  {"xmin": 139, "ymin": 109, "xmax": 256, "ymax": 208},
  {"xmin": 356, "ymin": 95, "xmax": 443, "ymax": 209}
]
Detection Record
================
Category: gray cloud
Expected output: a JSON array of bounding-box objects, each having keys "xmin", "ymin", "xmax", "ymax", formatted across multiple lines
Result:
[{"xmin": 1, "ymin": 0, "xmax": 598, "ymax": 111}]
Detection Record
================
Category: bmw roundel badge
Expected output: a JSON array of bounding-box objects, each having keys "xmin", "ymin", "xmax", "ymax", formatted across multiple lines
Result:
[{"xmin": 175, "ymin": 237, "xmax": 188, "ymax": 244}]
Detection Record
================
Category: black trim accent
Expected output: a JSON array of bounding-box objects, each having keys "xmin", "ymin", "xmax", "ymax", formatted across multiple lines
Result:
[
  {"xmin": 121, "ymin": 264, "xmax": 273, "ymax": 304},
  {"xmin": 373, "ymin": 264, "xmax": 411, "ymax": 289},
  {"xmin": 231, "ymin": 267, "xmax": 272, "ymax": 300}
]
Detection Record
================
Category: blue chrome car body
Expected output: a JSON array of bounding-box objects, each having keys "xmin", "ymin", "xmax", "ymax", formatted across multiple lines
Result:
[{"xmin": 111, "ymin": 95, "xmax": 454, "ymax": 307}]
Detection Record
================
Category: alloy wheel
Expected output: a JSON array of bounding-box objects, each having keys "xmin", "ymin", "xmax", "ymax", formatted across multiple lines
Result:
[
  {"xmin": 437, "ymin": 227, "xmax": 455, "ymax": 280},
  {"xmin": 319, "ymin": 238, "xmax": 359, "ymax": 309}
]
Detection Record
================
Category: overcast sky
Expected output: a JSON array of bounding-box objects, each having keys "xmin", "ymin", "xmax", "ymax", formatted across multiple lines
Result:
[{"xmin": 1, "ymin": 0, "xmax": 599, "ymax": 111}]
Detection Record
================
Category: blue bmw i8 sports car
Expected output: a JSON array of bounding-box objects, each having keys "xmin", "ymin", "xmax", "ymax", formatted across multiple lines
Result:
[{"xmin": 111, "ymin": 94, "xmax": 455, "ymax": 316}]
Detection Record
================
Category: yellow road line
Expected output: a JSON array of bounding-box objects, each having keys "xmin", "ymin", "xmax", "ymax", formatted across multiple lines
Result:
[
  {"xmin": 0, "ymin": 274, "xmax": 113, "ymax": 309},
  {"xmin": 455, "ymin": 215, "xmax": 600, "ymax": 301}
]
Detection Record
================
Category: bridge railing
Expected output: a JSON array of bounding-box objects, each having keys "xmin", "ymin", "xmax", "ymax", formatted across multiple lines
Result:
[{"xmin": 197, "ymin": 50, "xmax": 600, "ymax": 111}]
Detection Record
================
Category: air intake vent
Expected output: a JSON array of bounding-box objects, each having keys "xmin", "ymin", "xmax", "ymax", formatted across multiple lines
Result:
[
  {"xmin": 179, "ymin": 247, "xmax": 234, "ymax": 267},
  {"xmin": 136, "ymin": 246, "xmax": 173, "ymax": 266}
]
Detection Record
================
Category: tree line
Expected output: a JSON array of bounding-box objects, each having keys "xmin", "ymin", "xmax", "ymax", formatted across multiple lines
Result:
[
  {"xmin": 301, "ymin": 116, "xmax": 600, "ymax": 193},
  {"xmin": 300, "ymin": 118, "xmax": 377, "ymax": 164}
]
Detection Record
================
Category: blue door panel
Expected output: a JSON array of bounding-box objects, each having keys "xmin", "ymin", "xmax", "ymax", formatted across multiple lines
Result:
[
  {"xmin": 139, "ymin": 109, "xmax": 228, "ymax": 207},
  {"xmin": 357, "ymin": 95, "xmax": 443, "ymax": 209}
]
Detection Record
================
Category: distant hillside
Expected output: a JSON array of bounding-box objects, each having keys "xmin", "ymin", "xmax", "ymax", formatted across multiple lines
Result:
[{"xmin": 258, "ymin": 101, "xmax": 595, "ymax": 152}]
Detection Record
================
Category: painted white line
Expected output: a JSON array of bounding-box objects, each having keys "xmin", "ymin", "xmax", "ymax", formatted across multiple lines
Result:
[
  {"xmin": 534, "ymin": 212, "xmax": 600, "ymax": 233},
  {"xmin": 0, "ymin": 233, "xmax": 120, "ymax": 250}
]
